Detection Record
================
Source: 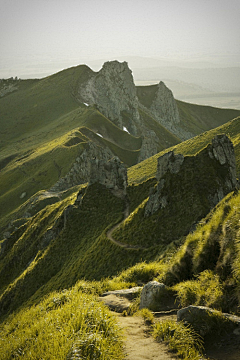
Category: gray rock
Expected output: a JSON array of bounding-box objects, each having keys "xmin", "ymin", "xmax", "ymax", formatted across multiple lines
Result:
[
  {"xmin": 20, "ymin": 192, "xmax": 27, "ymax": 199},
  {"xmin": 209, "ymin": 134, "xmax": 236, "ymax": 191},
  {"xmin": 79, "ymin": 60, "xmax": 140, "ymax": 134},
  {"xmin": 139, "ymin": 81, "xmax": 193, "ymax": 141},
  {"xmin": 50, "ymin": 142, "xmax": 114, "ymax": 192},
  {"xmin": 140, "ymin": 281, "xmax": 175, "ymax": 311},
  {"xmin": 156, "ymin": 151, "xmax": 184, "ymax": 180},
  {"xmin": 99, "ymin": 294, "xmax": 130, "ymax": 313},
  {"xmin": 177, "ymin": 305, "xmax": 240, "ymax": 336},
  {"xmin": 145, "ymin": 134, "xmax": 236, "ymax": 217},
  {"xmin": 145, "ymin": 151, "xmax": 184, "ymax": 216},
  {"xmin": 101, "ymin": 287, "xmax": 142, "ymax": 300},
  {"xmin": 138, "ymin": 130, "xmax": 160, "ymax": 162},
  {"xmin": 89, "ymin": 156, "xmax": 128, "ymax": 198},
  {"xmin": 3, "ymin": 231, "xmax": 11, "ymax": 239},
  {"xmin": 150, "ymin": 81, "xmax": 180, "ymax": 127}
]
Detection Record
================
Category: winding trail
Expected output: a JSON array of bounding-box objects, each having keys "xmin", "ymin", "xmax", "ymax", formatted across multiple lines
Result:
[{"xmin": 106, "ymin": 199, "xmax": 144, "ymax": 250}]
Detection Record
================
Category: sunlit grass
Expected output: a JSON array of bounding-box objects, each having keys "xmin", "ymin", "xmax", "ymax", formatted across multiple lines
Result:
[
  {"xmin": 152, "ymin": 320, "xmax": 203, "ymax": 360},
  {"xmin": 0, "ymin": 286, "xmax": 124, "ymax": 360}
]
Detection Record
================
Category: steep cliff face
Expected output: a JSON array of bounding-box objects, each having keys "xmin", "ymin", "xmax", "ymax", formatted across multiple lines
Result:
[
  {"xmin": 145, "ymin": 134, "xmax": 236, "ymax": 220},
  {"xmin": 78, "ymin": 61, "xmax": 181, "ymax": 161},
  {"xmin": 50, "ymin": 142, "xmax": 114, "ymax": 192},
  {"xmin": 78, "ymin": 61, "xmax": 140, "ymax": 135},
  {"xmin": 89, "ymin": 156, "xmax": 128, "ymax": 198},
  {"xmin": 138, "ymin": 81, "xmax": 193, "ymax": 140},
  {"xmin": 137, "ymin": 130, "xmax": 160, "ymax": 163},
  {"xmin": 150, "ymin": 81, "xmax": 180, "ymax": 127}
]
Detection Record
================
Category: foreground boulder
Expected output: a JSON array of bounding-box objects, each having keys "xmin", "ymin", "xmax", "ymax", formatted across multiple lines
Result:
[
  {"xmin": 140, "ymin": 281, "xmax": 176, "ymax": 311},
  {"xmin": 177, "ymin": 305, "xmax": 240, "ymax": 336},
  {"xmin": 101, "ymin": 287, "xmax": 142, "ymax": 300},
  {"xmin": 99, "ymin": 287, "xmax": 141, "ymax": 313}
]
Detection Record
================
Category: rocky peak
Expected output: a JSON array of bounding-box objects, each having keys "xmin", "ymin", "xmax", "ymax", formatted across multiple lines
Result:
[
  {"xmin": 145, "ymin": 134, "xmax": 236, "ymax": 232},
  {"xmin": 78, "ymin": 60, "xmax": 140, "ymax": 134},
  {"xmin": 150, "ymin": 81, "xmax": 180, "ymax": 127}
]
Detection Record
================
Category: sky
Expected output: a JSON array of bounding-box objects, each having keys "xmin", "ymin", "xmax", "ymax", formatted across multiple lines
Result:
[{"xmin": 0, "ymin": 0, "xmax": 240, "ymax": 78}]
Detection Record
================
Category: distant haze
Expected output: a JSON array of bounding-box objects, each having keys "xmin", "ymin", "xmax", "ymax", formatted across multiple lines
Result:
[{"xmin": 1, "ymin": 0, "xmax": 240, "ymax": 108}]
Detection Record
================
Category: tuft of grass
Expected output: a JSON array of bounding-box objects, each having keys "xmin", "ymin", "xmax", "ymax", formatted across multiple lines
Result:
[
  {"xmin": 136, "ymin": 308, "xmax": 154, "ymax": 325},
  {"xmin": 152, "ymin": 319, "xmax": 203, "ymax": 360},
  {"xmin": 173, "ymin": 270, "xmax": 223, "ymax": 309},
  {"xmin": 0, "ymin": 286, "xmax": 124, "ymax": 360}
]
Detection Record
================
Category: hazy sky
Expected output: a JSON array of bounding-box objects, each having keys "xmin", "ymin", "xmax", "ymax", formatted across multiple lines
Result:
[{"xmin": 1, "ymin": 0, "xmax": 240, "ymax": 77}]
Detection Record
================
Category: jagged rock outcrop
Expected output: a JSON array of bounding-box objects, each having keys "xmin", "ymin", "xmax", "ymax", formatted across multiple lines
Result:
[
  {"xmin": 78, "ymin": 61, "xmax": 140, "ymax": 135},
  {"xmin": 78, "ymin": 61, "xmax": 185, "ymax": 160},
  {"xmin": 89, "ymin": 156, "xmax": 128, "ymax": 198},
  {"xmin": 145, "ymin": 134, "xmax": 236, "ymax": 218},
  {"xmin": 137, "ymin": 130, "xmax": 160, "ymax": 162},
  {"xmin": 50, "ymin": 142, "xmax": 114, "ymax": 192},
  {"xmin": 150, "ymin": 81, "xmax": 180, "ymax": 127},
  {"xmin": 138, "ymin": 81, "xmax": 193, "ymax": 141}
]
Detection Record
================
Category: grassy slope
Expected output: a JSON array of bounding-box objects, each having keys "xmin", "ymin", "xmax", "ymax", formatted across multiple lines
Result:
[
  {"xmin": 1, "ymin": 65, "xmax": 239, "ymax": 224},
  {"xmin": 1, "ymin": 70, "xmax": 240, "ymax": 359},
  {"xmin": 177, "ymin": 100, "xmax": 240, "ymax": 135},
  {"xmin": 1, "ymin": 116, "xmax": 240, "ymax": 317},
  {"xmin": 128, "ymin": 116, "xmax": 240, "ymax": 184},
  {"xmin": 136, "ymin": 84, "xmax": 240, "ymax": 135},
  {"xmin": 0, "ymin": 119, "xmax": 240, "ymax": 360}
]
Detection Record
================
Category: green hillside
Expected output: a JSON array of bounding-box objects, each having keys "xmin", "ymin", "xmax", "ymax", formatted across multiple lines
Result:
[
  {"xmin": 128, "ymin": 115, "xmax": 240, "ymax": 184},
  {"xmin": 1, "ymin": 116, "xmax": 240, "ymax": 316},
  {"xmin": 137, "ymin": 84, "xmax": 240, "ymax": 136},
  {"xmin": 1, "ymin": 64, "xmax": 240, "ymax": 359}
]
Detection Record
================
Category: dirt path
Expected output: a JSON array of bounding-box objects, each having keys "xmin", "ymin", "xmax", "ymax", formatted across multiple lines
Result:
[
  {"xmin": 115, "ymin": 313, "xmax": 176, "ymax": 360},
  {"xmin": 106, "ymin": 200, "xmax": 144, "ymax": 250}
]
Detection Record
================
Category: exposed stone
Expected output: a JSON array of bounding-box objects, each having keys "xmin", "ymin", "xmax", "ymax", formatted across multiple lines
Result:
[
  {"xmin": 0, "ymin": 83, "xmax": 18, "ymax": 97},
  {"xmin": 150, "ymin": 81, "xmax": 180, "ymax": 127},
  {"xmin": 138, "ymin": 81, "xmax": 193, "ymax": 141},
  {"xmin": 145, "ymin": 134, "xmax": 236, "ymax": 217},
  {"xmin": 78, "ymin": 61, "xmax": 190, "ymax": 160},
  {"xmin": 137, "ymin": 130, "xmax": 159, "ymax": 162},
  {"xmin": 177, "ymin": 305, "xmax": 240, "ymax": 336},
  {"xmin": 78, "ymin": 60, "xmax": 140, "ymax": 134},
  {"xmin": 99, "ymin": 294, "xmax": 131, "ymax": 313},
  {"xmin": 50, "ymin": 142, "xmax": 114, "ymax": 192},
  {"xmin": 20, "ymin": 192, "xmax": 27, "ymax": 199},
  {"xmin": 140, "ymin": 281, "xmax": 176, "ymax": 311},
  {"xmin": 101, "ymin": 287, "xmax": 142, "ymax": 300},
  {"xmin": 209, "ymin": 134, "xmax": 236, "ymax": 189},
  {"xmin": 89, "ymin": 156, "xmax": 128, "ymax": 198},
  {"xmin": 156, "ymin": 151, "xmax": 184, "ymax": 180}
]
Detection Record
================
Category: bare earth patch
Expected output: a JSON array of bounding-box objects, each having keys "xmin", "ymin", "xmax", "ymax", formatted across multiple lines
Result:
[{"xmin": 115, "ymin": 313, "xmax": 176, "ymax": 360}]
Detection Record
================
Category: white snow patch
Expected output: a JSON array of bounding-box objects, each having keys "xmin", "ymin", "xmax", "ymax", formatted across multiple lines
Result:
[
  {"xmin": 123, "ymin": 126, "xmax": 130, "ymax": 134},
  {"xmin": 96, "ymin": 133, "xmax": 103, "ymax": 138},
  {"xmin": 83, "ymin": 102, "xmax": 89, "ymax": 106}
]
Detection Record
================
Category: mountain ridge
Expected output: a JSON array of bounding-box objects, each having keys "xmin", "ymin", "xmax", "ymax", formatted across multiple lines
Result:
[{"xmin": 1, "ymin": 60, "xmax": 240, "ymax": 358}]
